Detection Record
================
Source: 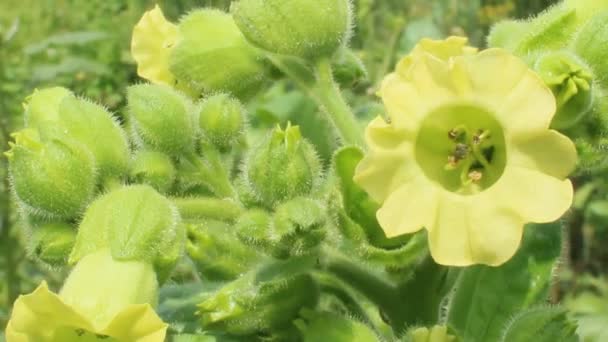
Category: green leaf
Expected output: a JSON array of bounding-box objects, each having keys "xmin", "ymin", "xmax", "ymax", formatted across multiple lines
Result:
[
  {"xmin": 333, "ymin": 146, "xmax": 408, "ymax": 248},
  {"xmin": 500, "ymin": 306, "xmax": 578, "ymax": 342},
  {"xmin": 446, "ymin": 222, "xmax": 563, "ymax": 341}
]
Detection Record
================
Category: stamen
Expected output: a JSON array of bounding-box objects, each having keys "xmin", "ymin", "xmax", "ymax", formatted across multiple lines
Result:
[{"xmin": 468, "ymin": 170, "xmax": 483, "ymax": 182}]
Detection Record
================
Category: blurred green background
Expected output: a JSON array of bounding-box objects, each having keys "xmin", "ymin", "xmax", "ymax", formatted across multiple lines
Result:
[{"xmin": 6, "ymin": 0, "xmax": 607, "ymax": 340}]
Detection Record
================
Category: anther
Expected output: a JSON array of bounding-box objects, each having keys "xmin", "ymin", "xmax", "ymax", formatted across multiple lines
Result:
[{"xmin": 468, "ymin": 170, "xmax": 483, "ymax": 182}]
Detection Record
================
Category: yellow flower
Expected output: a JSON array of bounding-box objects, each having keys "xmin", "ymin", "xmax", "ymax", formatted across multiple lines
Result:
[
  {"xmin": 354, "ymin": 37, "xmax": 577, "ymax": 266},
  {"xmin": 131, "ymin": 5, "xmax": 178, "ymax": 85},
  {"xmin": 6, "ymin": 250, "xmax": 167, "ymax": 341}
]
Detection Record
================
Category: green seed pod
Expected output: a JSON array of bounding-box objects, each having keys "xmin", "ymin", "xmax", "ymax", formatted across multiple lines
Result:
[
  {"xmin": 6, "ymin": 129, "xmax": 96, "ymax": 220},
  {"xmin": 232, "ymin": 0, "xmax": 352, "ymax": 59},
  {"xmin": 198, "ymin": 270, "xmax": 319, "ymax": 335},
  {"xmin": 28, "ymin": 221, "xmax": 76, "ymax": 267},
  {"xmin": 198, "ymin": 94, "xmax": 246, "ymax": 150},
  {"xmin": 332, "ymin": 49, "xmax": 368, "ymax": 87},
  {"xmin": 127, "ymin": 84, "xmax": 195, "ymax": 156},
  {"xmin": 187, "ymin": 221, "xmax": 264, "ymax": 281},
  {"xmin": 58, "ymin": 95, "xmax": 130, "ymax": 180},
  {"xmin": 130, "ymin": 150, "xmax": 176, "ymax": 193},
  {"xmin": 169, "ymin": 9, "xmax": 267, "ymax": 97},
  {"xmin": 297, "ymin": 310, "xmax": 379, "ymax": 342},
  {"xmin": 245, "ymin": 124, "xmax": 322, "ymax": 208},
  {"xmin": 572, "ymin": 10, "xmax": 608, "ymax": 90},
  {"xmin": 535, "ymin": 51, "xmax": 594, "ymax": 130},
  {"xmin": 23, "ymin": 87, "xmax": 71, "ymax": 128},
  {"xmin": 69, "ymin": 185, "xmax": 184, "ymax": 282}
]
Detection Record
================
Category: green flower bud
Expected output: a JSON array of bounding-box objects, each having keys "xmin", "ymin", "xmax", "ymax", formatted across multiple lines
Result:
[
  {"xmin": 28, "ymin": 221, "xmax": 76, "ymax": 267},
  {"xmin": 169, "ymin": 9, "xmax": 267, "ymax": 97},
  {"xmin": 403, "ymin": 325, "xmax": 456, "ymax": 342},
  {"xmin": 270, "ymin": 197, "xmax": 326, "ymax": 258},
  {"xmin": 57, "ymin": 95, "xmax": 130, "ymax": 180},
  {"xmin": 296, "ymin": 310, "xmax": 379, "ymax": 342},
  {"xmin": 6, "ymin": 129, "xmax": 96, "ymax": 220},
  {"xmin": 23, "ymin": 87, "xmax": 71, "ymax": 128},
  {"xmin": 23, "ymin": 88, "xmax": 130, "ymax": 180},
  {"xmin": 236, "ymin": 199, "xmax": 326, "ymax": 259},
  {"xmin": 69, "ymin": 185, "xmax": 184, "ymax": 282},
  {"xmin": 332, "ymin": 49, "xmax": 368, "ymax": 87},
  {"xmin": 232, "ymin": 0, "xmax": 352, "ymax": 59},
  {"xmin": 198, "ymin": 94, "xmax": 246, "ymax": 150},
  {"xmin": 235, "ymin": 209, "xmax": 274, "ymax": 250},
  {"xmin": 130, "ymin": 150, "xmax": 176, "ymax": 193},
  {"xmin": 127, "ymin": 84, "xmax": 195, "ymax": 156},
  {"xmin": 245, "ymin": 124, "xmax": 322, "ymax": 208},
  {"xmin": 187, "ymin": 221, "xmax": 264, "ymax": 281},
  {"xmin": 198, "ymin": 271, "xmax": 319, "ymax": 335},
  {"xmin": 535, "ymin": 51, "xmax": 594, "ymax": 129},
  {"xmin": 572, "ymin": 10, "xmax": 608, "ymax": 90}
]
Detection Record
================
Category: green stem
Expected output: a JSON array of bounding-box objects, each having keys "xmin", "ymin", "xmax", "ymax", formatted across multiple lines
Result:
[
  {"xmin": 266, "ymin": 54, "xmax": 364, "ymax": 147},
  {"xmin": 182, "ymin": 150, "xmax": 236, "ymax": 199},
  {"xmin": 319, "ymin": 247, "xmax": 408, "ymax": 330},
  {"xmin": 171, "ymin": 197, "xmax": 243, "ymax": 222},
  {"xmin": 314, "ymin": 58, "xmax": 365, "ymax": 147}
]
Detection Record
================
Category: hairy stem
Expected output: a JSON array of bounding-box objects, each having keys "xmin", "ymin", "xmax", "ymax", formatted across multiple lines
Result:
[{"xmin": 172, "ymin": 197, "xmax": 243, "ymax": 222}]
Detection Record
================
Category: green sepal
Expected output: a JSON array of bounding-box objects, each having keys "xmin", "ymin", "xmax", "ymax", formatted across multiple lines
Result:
[
  {"xmin": 57, "ymin": 95, "xmax": 130, "ymax": 180},
  {"xmin": 401, "ymin": 325, "xmax": 457, "ymax": 342},
  {"xmin": 169, "ymin": 9, "xmax": 267, "ymax": 98},
  {"xmin": 197, "ymin": 94, "xmax": 246, "ymax": 150},
  {"xmin": 130, "ymin": 150, "xmax": 176, "ymax": 193},
  {"xmin": 333, "ymin": 146, "xmax": 409, "ymax": 249},
  {"xmin": 332, "ymin": 49, "xmax": 368, "ymax": 87},
  {"xmin": 7, "ymin": 128, "xmax": 97, "ymax": 220},
  {"xmin": 572, "ymin": 10, "xmax": 608, "ymax": 90},
  {"xmin": 69, "ymin": 185, "xmax": 184, "ymax": 282},
  {"xmin": 27, "ymin": 221, "xmax": 76, "ymax": 267},
  {"xmin": 23, "ymin": 87, "xmax": 72, "ymax": 128},
  {"xmin": 198, "ymin": 260, "xmax": 319, "ymax": 335},
  {"xmin": 488, "ymin": 3, "xmax": 576, "ymax": 54},
  {"xmin": 446, "ymin": 223, "xmax": 563, "ymax": 341},
  {"xmin": 187, "ymin": 220, "xmax": 265, "ymax": 281},
  {"xmin": 245, "ymin": 124, "xmax": 322, "ymax": 208},
  {"xmin": 499, "ymin": 306, "xmax": 578, "ymax": 342},
  {"xmin": 296, "ymin": 310, "xmax": 380, "ymax": 342},
  {"xmin": 127, "ymin": 83, "xmax": 195, "ymax": 156},
  {"xmin": 231, "ymin": 0, "xmax": 352, "ymax": 60},
  {"xmin": 534, "ymin": 51, "xmax": 594, "ymax": 130}
]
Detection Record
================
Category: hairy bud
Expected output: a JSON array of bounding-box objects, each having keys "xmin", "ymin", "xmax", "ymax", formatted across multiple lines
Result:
[
  {"xmin": 198, "ymin": 94, "xmax": 246, "ymax": 150},
  {"xmin": 130, "ymin": 150, "xmax": 176, "ymax": 193}
]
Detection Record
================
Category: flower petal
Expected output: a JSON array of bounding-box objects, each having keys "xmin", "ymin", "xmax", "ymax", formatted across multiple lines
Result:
[
  {"xmin": 509, "ymin": 129, "xmax": 578, "ymax": 179},
  {"xmin": 354, "ymin": 117, "xmax": 417, "ymax": 203},
  {"xmin": 428, "ymin": 195, "xmax": 524, "ymax": 266},
  {"xmin": 6, "ymin": 282, "xmax": 95, "ymax": 341},
  {"xmin": 376, "ymin": 177, "xmax": 438, "ymax": 238},
  {"xmin": 101, "ymin": 304, "xmax": 168, "ymax": 341},
  {"xmin": 487, "ymin": 166, "xmax": 574, "ymax": 223},
  {"xmin": 131, "ymin": 5, "xmax": 178, "ymax": 85},
  {"xmin": 463, "ymin": 49, "xmax": 556, "ymax": 133}
]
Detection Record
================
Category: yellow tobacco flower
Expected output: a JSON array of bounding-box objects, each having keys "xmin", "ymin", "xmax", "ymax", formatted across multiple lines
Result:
[
  {"xmin": 354, "ymin": 37, "xmax": 577, "ymax": 266},
  {"xmin": 6, "ymin": 250, "xmax": 167, "ymax": 341},
  {"xmin": 131, "ymin": 5, "xmax": 178, "ymax": 85}
]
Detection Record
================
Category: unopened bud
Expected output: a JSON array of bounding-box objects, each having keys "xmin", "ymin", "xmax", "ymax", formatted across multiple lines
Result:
[
  {"xmin": 130, "ymin": 150, "xmax": 176, "ymax": 193},
  {"xmin": 232, "ymin": 0, "xmax": 352, "ymax": 59},
  {"xmin": 6, "ymin": 129, "xmax": 96, "ymax": 220},
  {"xmin": 198, "ymin": 94, "xmax": 246, "ymax": 150},
  {"xmin": 127, "ymin": 84, "xmax": 195, "ymax": 156},
  {"xmin": 245, "ymin": 124, "xmax": 322, "ymax": 208}
]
